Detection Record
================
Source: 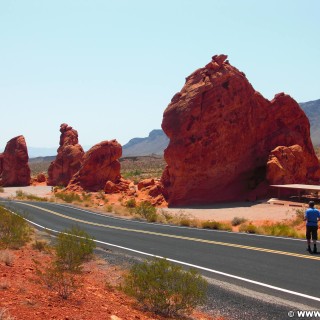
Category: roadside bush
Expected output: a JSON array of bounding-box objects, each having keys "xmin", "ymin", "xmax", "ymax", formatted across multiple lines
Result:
[
  {"xmin": 32, "ymin": 239, "xmax": 50, "ymax": 252},
  {"xmin": 55, "ymin": 226, "xmax": 96, "ymax": 273},
  {"xmin": 260, "ymin": 223, "xmax": 301, "ymax": 238},
  {"xmin": 231, "ymin": 217, "xmax": 248, "ymax": 226},
  {"xmin": 201, "ymin": 220, "xmax": 232, "ymax": 231},
  {"xmin": 125, "ymin": 198, "xmax": 136, "ymax": 208},
  {"xmin": 55, "ymin": 192, "xmax": 81, "ymax": 203},
  {"xmin": 14, "ymin": 189, "xmax": 48, "ymax": 201},
  {"xmin": 123, "ymin": 258, "xmax": 207, "ymax": 316},
  {"xmin": 34, "ymin": 259, "xmax": 80, "ymax": 300},
  {"xmin": 106, "ymin": 205, "xmax": 113, "ymax": 213},
  {"xmin": 0, "ymin": 206, "xmax": 31, "ymax": 249},
  {"xmin": 34, "ymin": 226, "xmax": 95, "ymax": 299},
  {"xmin": 239, "ymin": 223, "xmax": 258, "ymax": 234},
  {"xmin": 135, "ymin": 201, "xmax": 157, "ymax": 222}
]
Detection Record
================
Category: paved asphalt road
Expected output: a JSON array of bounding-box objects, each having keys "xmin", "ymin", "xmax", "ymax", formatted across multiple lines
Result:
[{"xmin": 1, "ymin": 200, "xmax": 320, "ymax": 314}]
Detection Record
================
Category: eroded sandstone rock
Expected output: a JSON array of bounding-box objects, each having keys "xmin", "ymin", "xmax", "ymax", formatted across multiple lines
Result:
[
  {"xmin": 0, "ymin": 135, "xmax": 30, "ymax": 186},
  {"xmin": 161, "ymin": 54, "xmax": 319, "ymax": 205},
  {"xmin": 67, "ymin": 140, "xmax": 122, "ymax": 192},
  {"xmin": 267, "ymin": 145, "xmax": 320, "ymax": 185},
  {"xmin": 48, "ymin": 123, "xmax": 84, "ymax": 186}
]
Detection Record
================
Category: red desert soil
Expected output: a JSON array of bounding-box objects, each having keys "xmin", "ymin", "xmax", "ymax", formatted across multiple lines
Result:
[{"xmin": 0, "ymin": 244, "xmax": 220, "ymax": 320}]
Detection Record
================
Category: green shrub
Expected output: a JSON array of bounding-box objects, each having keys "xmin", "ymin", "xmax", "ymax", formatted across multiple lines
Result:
[
  {"xmin": 231, "ymin": 217, "xmax": 248, "ymax": 226},
  {"xmin": 34, "ymin": 259, "xmax": 79, "ymax": 300},
  {"xmin": 260, "ymin": 223, "xmax": 300, "ymax": 238},
  {"xmin": 295, "ymin": 208, "xmax": 305, "ymax": 222},
  {"xmin": 55, "ymin": 226, "xmax": 96, "ymax": 273},
  {"xmin": 239, "ymin": 223, "xmax": 258, "ymax": 234},
  {"xmin": 123, "ymin": 258, "xmax": 207, "ymax": 316},
  {"xmin": 0, "ymin": 206, "xmax": 31, "ymax": 249},
  {"xmin": 125, "ymin": 198, "xmax": 137, "ymax": 208},
  {"xmin": 179, "ymin": 218, "xmax": 192, "ymax": 227},
  {"xmin": 32, "ymin": 240, "xmax": 50, "ymax": 252},
  {"xmin": 135, "ymin": 201, "xmax": 157, "ymax": 222},
  {"xmin": 15, "ymin": 190, "xmax": 48, "ymax": 201},
  {"xmin": 106, "ymin": 205, "xmax": 113, "ymax": 213},
  {"xmin": 55, "ymin": 192, "xmax": 81, "ymax": 203},
  {"xmin": 201, "ymin": 220, "xmax": 232, "ymax": 231},
  {"xmin": 15, "ymin": 190, "xmax": 24, "ymax": 198}
]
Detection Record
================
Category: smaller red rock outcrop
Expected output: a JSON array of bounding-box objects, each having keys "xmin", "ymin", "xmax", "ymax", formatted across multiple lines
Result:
[
  {"xmin": 48, "ymin": 123, "xmax": 84, "ymax": 186},
  {"xmin": 266, "ymin": 145, "xmax": 320, "ymax": 185},
  {"xmin": 67, "ymin": 140, "xmax": 122, "ymax": 192},
  {"xmin": 0, "ymin": 135, "xmax": 30, "ymax": 186}
]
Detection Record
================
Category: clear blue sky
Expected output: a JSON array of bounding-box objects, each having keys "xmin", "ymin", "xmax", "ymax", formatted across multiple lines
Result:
[{"xmin": 1, "ymin": 0, "xmax": 319, "ymax": 150}]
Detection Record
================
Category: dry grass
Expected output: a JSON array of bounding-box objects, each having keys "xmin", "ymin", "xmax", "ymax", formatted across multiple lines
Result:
[{"xmin": 0, "ymin": 250, "xmax": 15, "ymax": 266}]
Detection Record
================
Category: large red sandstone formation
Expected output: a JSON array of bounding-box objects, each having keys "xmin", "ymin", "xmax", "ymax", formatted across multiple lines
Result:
[
  {"xmin": 0, "ymin": 135, "xmax": 31, "ymax": 187},
  {"xmin": 67, "ymin": 140, "xmax": 122, "ymax": 192},
  {"xmin": 48, "ymin": 123, "xmax": 84, "ymax": 186},
  {"xmin": 267, "ymin": 145, "xmax": 320, "ymax": 185},
  {"xmin": 161, "ymin": 54, "xmax": 320, "ymax": 206}
]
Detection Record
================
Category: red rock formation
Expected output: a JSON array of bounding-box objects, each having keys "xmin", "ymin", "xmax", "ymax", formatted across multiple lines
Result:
[
  {"xmin": 161, "ymin": 54, "xmax": 320, "ymax": 206},
  {"xmin": 67, "ymin": 140, "xmax": 122, "ymax": 192},
  {"xmin": 0, "ymin": 135, "xmax": 31, "ymax": 186},
  {"xmin": 267, "ymin": 145, "xmax": 320, "ymax": 184},
  {"xmin": 137, "ymin": 178, "xmax": 155, "ymax": 190},
  {"xmin": 48, "ymin": 123, "xmax": 84, "ymax": 186},
  {"xmin": 36, "ymin": 173, "xmax": 47, "ymax": 183},
  {"xmin": 0, "ymin": 153, "xmax": 3, "ymax": 177}
]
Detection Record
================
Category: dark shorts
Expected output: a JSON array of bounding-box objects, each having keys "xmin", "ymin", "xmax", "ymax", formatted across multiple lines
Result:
[{"xmin": 306, "ymin": 226, "xmax": 318, "ymax": 240}]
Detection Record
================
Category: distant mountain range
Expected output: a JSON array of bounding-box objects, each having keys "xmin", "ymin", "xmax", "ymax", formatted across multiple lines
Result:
[
  {"xmin": 122, "ymin": 129, "xmax": 169, "ymax": 157},
  {"xmin": 299, "ymin": 99, "xmax": 320, "ymax": 146}
]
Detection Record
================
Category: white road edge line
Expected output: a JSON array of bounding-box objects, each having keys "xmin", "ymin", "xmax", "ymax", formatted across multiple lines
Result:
[
  {"xmin": 34, "ymin": 201, "xmax": 305, "ymax": 242},
  {"xmin": 21, "ymin": 215, "xmax": 320, "ymax": 303}
]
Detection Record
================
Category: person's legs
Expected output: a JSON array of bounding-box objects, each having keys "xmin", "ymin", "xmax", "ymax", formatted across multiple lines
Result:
[
  {"xmin": 311, "ymin": 227, "xmax": 317, "ymax": 253},
  {"xmin": 306, "ymin": 226, "xmax": 312, "ymax": 252}
]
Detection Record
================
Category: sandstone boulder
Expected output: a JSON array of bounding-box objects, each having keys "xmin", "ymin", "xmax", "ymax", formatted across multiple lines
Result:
[
  {"xmin": 267, "ymin": 145, "xmax": 320, "ymax": 185},
  {"xmin": 48, "ymin": 123, "xmax": 84, "ymax": 186},
  {"xmin": 137, "ymin": 178, "xmax": 155, "ymax": 190},
  {"xmin": 0, "ymin": 135, "xmax": 31, "ymax": 186},
  {"xmin": 161, "ymin": 54, "xmax": 320, "ymax": 205},
  {"xmin": 67, "ymin": 140, "xmax": 122, "ymax": 192}
]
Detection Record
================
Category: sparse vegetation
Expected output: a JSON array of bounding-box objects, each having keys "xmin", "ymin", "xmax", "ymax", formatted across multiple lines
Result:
[
  {"xmin": 15, "ymin": 190, "xmax": 48, "ymax": 202},
  {"xmin": 32, "ymin": 239, "xmax": 50, "ymax": 252},
  {"xmin": 106, "ymin": 205, "xmax": 113, "ymax": 213},
  {"xmin": 0, "ymin": 206, "xmax": 31, "ymax": 249},
  {"xmin": 201, "ymin": 220, "xmax": 232, "ymax": 231},
  {"xmin": 54, "ymin": 191, "xmax": 81, "ymax": 203},
  {"xmin": 231, "ymin": 216, "xmax": 248, "ymax": 226},
  {"xmin": 54, "ymin": 226, "xmax": 96, "ymax": 273},
  {"xmin": 34, "ymin": 226, "xmax": 96, "ymax": 299},
  {"xmin": 120, "ymin": 156, "xmax": 166, "ymax": 181},
  {"xmin": 239, "ymin": 223, "xmax": 259, "ymax": 234},
  {"xmin": 123, "ymin": 258, "xmax": 207, "ymax": 317},
  {"xmin": 0, "ymin": 187, "xmax": 4, "ymax": 193},
  {"xmin": 134, "ymin": 201, "xmax": 157, "ymax": 222},
  {"xmin": 125, "ymin": 198, "xmax": 136, "ymax": 208}
]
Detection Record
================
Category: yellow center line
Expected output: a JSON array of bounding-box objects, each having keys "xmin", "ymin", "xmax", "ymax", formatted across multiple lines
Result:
[{"xmin": 21, "ymin": 202, "xmax": 320, "ymax": 261}]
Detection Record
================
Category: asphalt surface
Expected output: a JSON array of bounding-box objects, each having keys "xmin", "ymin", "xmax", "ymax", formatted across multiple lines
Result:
[{"xmin": 1, "ymin": 200, "xmax": 320, "ymax": 318}]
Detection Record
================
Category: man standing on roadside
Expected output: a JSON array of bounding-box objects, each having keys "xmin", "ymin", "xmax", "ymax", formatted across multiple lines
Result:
[{"xmin": 304, "ymin": 201, "xmax": 320, "ymax": 253}]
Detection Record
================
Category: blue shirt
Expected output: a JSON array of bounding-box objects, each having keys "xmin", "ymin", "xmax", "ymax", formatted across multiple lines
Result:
[{"xmin": 305, "ymin": 208, "xmax": 320, "ymax": 227}]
